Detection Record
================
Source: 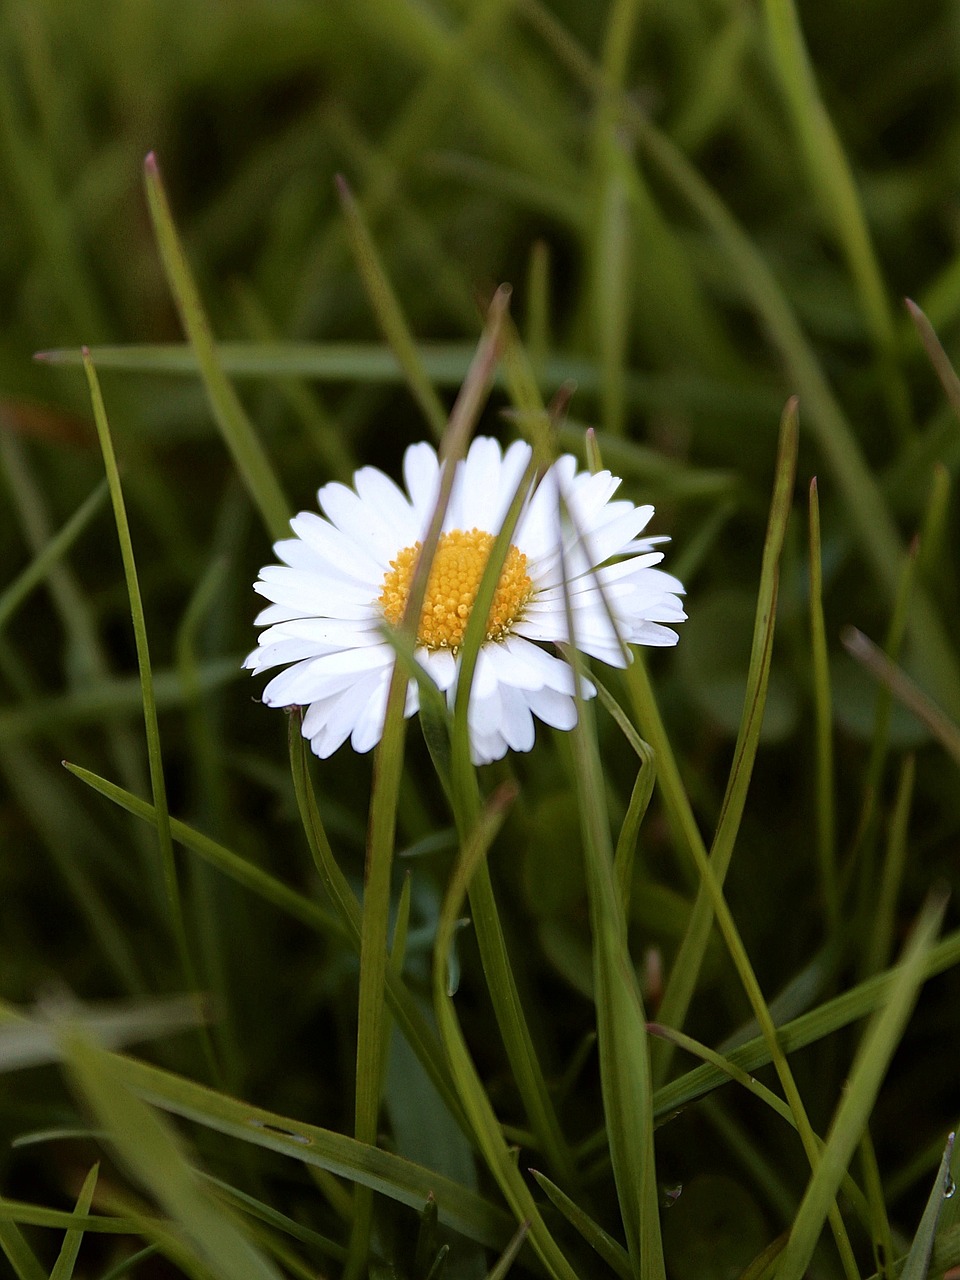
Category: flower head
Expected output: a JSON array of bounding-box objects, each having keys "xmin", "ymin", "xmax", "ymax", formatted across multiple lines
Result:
[{"xmin": 244, "ymin": 437, "xmax": 686, "ymax": 764}]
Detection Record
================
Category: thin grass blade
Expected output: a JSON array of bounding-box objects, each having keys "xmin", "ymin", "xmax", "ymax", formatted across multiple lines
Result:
[
  {"xmin": 142, "ymin": 152, "xmax": 289, "ymax": 540},
  {"xmin": 774, "ymin": 892, "xmax": 946, "ymax": 1280}
]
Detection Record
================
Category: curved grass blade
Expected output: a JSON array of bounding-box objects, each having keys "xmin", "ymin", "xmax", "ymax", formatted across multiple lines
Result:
[
  {"xmin": 647, "ymin": 1023, "xmax": 871, "ymax": 1228},
  {"xmin": 142, "ymin": 153, "xmax": 289, "ymax": 541}
]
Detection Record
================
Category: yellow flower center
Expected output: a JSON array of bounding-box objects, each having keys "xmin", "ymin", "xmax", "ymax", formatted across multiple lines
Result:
[{"xmin": 378, "ymin": 528, "xmax": 533, "ymax": 652}]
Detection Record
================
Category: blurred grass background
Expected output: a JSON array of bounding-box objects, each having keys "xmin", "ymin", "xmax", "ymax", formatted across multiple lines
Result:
[{"xmin": 2, "ymin": 0, "xmax": 960, "ymax": 1276}]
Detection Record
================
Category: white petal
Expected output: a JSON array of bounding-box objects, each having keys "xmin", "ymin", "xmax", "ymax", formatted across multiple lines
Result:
[
  {"xmin": 288, "ymin": 511, "xmax": 384, "ymax": 581},
  {"xmin": 524, "ymin": 685, "xmax": 580, "ymax": 730},
  {"xmin": 350, "ymin": 672, "xmax": 392, "ymax": 753},
  {"xmin": 419, "ymin": 647, "xmax": 458, "ymax": 692},
  {"xmin": 498, "ymin": 684, "xmax": 536, "ymax": 752},
  {"xmin": 353, "ymin": 467, "xmax": 419, "ymax": 545},
  {"xmin": 403, "ymin": 442, "xmax": 441, "ymax": 519}
]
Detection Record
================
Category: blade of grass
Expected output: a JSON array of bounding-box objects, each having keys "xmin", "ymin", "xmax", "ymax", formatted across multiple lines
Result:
[
  {"xmin": 588, "ymin": 0, "xmax": 637, "ymax": 438},
  {"xmin": 432, "ymin": 783, "xmax": 580, "ymax": 1280},
  {"xmin": 647, "ymin": 1023, "xmax": 871, "ymax": 1228},
  {"xmin": 530, "ymin": 1171, "xmax": 631, "ymax": 1280},
  {"xmin": 0, "ymin": 478, "xmax": 108, "ymax": 635},
  {"xmin": 142, "ymin": 152, "xmax": 289, "ymax": 541},
  {"xmin": 483, "ymin": 1219, "xmax": 531, "ymax": 1280},
  {"xmin": 863, "ymin": 755, "xmax": 915, "ymax": 977},
  {"xmin": 651, "ymin": 399, "xmax": 799, "ymax": 1079},
  {"xmin": 900, "ymin": 1131, "xmax": 956, "ymax": 1280},
  {"xmin": 613, "ymin": 739, "xmax": 656, "ymax": 917},
  {"xmin": 652, "ymin": 924, "xmax": 960, "ymax": 1118},
  {"xmin": 347, "ymin": 285, "xmax": 512, "ymax": 1278},
  {"xmin": 566, "ymin": 656, "xmax": 664, "ymax": 1275},
  {"xmin": 81, "ymin": 352, "xmax": 205, "ymax": 1041},
  {"xmin": 63, "ymin": 761, "xmax": 347, "ymax": 940},
  {"xmin": 335, "ymin": 174, "xmax": 448, "ymax": 442},
  {"xmin": 774, "ymin": 892, "xmax": 945, "ymax": 1280},
  {"xmin": 808, "ymin": 477, "xmax": 840, "ymax": 938},
  {"xmin": 443, "ymin": 346, "xmax": 581, "ymax": 1192},
  {"xmin": 0, "ymin": 1215, "xmax": 48, "ymax": 1280},
  {"xmin": 63, "ymin": 1032, "xmax": 283, "ymax": 1280},
  {"xmin": 762, "ymin": 0, "xmax": 909, "ymax": 431},
  {"xmin": 49, "ymin": 1163, "xmax": 98, "ymax": 1280},
  {"xmin": 906, "ymin": 299, "xmax": 960, "ymax": 421},
  {"xmin": 859, "ymin": 1128, "xmax": 895, "ymax": 1280},
  {"xmin": 842, "ymin": 628, "xmax": 960, "ymax": 769}
]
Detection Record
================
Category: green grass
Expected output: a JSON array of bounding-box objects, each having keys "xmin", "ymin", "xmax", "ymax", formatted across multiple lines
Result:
[{"xmin": 2, "ymin": 1, "xmax": 960, "ymax": 1277}]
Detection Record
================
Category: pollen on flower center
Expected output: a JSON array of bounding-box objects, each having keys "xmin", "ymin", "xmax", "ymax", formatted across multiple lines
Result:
[{"xmin": 378, "ymin": 528, "xmax": 533, "ymax": 652}]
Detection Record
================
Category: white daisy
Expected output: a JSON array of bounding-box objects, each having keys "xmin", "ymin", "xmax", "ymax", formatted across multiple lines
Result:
[{"xmin": 244, "ymin": 436, "xmax": 686, "ymax": 765}]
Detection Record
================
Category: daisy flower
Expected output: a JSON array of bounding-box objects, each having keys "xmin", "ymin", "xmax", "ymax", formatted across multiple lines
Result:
[{"xmin": 244, "ymin": 436, "xmax": 686, "ymax": 765}]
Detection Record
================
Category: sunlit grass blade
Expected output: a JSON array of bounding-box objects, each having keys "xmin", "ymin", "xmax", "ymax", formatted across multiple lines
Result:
[
  {"xmin": 80, "ymin": 352, "xmax": 204, "ymax": 1043},
  {"xmin": 142, "ymin": 152, "xmax": 289, "ymax": 540},
  {"xmin": 899, "ymin": 1131, "xmax": 956, "ymax": 1280},
  {"xmin": 432, "ymin": 782, "xmax": 580, "ymax": 1280},
  {"xmin": 774, "ymin": 891, "xmax": 946, "ymax": 1280},
  {"xmin": 63, "ymin": 1032, "xmax": 284, "ymax": 1280},
  {"xmin": 529, "ymin": 1170, "xmax": 631, "ymax": 1280},
  {"xmin": 0, "ymin": 478, "xmax": 108, "ymax": 636},
  {"xmin": 651, "ymin": 398, "xmax": 799, "ymax": 1077},
  {"xmin": 49, "ymin": 1163, "xmax": 98, "ymax": 1280},
  {"xmin": 335, "ymin": 174, "xmax": 448, "ymax": 441}
]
